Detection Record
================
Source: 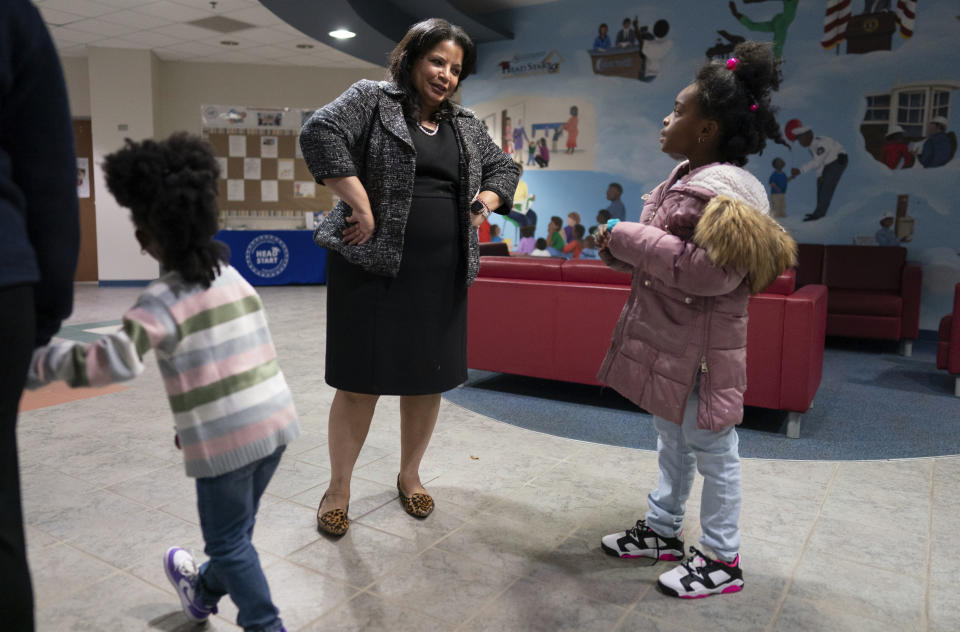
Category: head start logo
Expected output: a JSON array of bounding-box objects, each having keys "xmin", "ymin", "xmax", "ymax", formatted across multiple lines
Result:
[{"xmin": 245, "ymin": 234, "xmax": 290, "ymax": 278}]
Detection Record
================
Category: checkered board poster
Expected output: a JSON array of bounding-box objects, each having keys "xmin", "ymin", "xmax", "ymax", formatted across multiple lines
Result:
[{"xmin": 203, "ymin": 129, "xmax": 333, "ymax": 214}]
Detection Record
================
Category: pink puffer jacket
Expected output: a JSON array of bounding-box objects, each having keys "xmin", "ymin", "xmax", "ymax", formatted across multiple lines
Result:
[{"xmin": 597, "ymin": 161, "xmax": 796, "ymax": 431}]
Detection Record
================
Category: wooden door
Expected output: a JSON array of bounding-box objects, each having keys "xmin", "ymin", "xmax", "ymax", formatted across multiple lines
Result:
[{"xmin": 73, "ymin": 119, "xmax": 98, "ymax": 281}]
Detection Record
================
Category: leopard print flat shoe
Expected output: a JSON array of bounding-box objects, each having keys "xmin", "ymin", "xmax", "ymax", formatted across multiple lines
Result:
[
  {"xmin": 317, "ymin": 493, "xmax": 350, "ymax": 536},
  {"xmin": 397, "ymin": 475, "xmax": 434, "ymax": 519}
]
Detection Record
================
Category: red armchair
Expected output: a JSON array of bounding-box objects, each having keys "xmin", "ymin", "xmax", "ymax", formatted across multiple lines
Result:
[
  {"xmin": 936, "ymin": 283, "xmax": 960, "ymax": 397},
  {"xmin": 467, "ymin": 257, "xmax": 828, "ymax": 438},
  {"xmin": 797, "ymin": 244, "xmax": 922, "ymax": 355}
]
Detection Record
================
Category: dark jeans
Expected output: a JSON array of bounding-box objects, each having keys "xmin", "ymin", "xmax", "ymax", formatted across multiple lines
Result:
[
  {"xmin": 0, "ymin": 285, "xmax": 36, "ymax": 631},
  {"xmin": 809, "ymin": 153, "xmax": 848, "ymax": 219},
  {"xmin": 195, "ymin": 446, "xmax": 285, "ymax": 632}
]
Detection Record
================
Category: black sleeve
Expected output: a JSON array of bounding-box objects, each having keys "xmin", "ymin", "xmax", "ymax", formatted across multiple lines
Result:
[{"xmin": 4, "ymin": 2, "xmax": 80, "ymax": 345}]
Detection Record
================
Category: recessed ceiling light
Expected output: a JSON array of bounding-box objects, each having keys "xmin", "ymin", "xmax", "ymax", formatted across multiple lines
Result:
[
  {"xmin": 296, "ymin": 44, "xmax": 314, "ymax": 49},
  {"xmin": 220, "ymin": 40, "xmax": 239, "ymax": 46},
  {"xmin": 328, "ymin": 29, "xmax": 355, "ymax": 39}
]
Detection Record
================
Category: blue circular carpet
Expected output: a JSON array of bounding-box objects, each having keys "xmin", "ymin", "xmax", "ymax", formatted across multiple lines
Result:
[{"xmin": 443, "ymin": 339, "xmax": 960, "ymax": 460}]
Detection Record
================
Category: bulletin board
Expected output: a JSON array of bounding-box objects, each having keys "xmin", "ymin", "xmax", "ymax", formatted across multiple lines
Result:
[{"xmin": 202, "ymin": 128, "xmax": 333, "ymax": 215}]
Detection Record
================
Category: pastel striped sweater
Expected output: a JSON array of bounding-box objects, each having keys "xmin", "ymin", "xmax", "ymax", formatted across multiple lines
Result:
[{"xmin": 28, "ymin": 265, "xmax": 299, "ymax": 477}]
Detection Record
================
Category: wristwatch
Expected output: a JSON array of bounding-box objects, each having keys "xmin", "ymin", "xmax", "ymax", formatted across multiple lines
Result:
[{"xmin": 470, "ymin": 198, "xmax": 490, "ymax": 218}]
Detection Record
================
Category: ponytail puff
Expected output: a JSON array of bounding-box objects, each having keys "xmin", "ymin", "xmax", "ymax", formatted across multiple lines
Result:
[
  {"xmin": 103, "ymin": 132, "xmax": 226, "ymax": 289},
  {"xmin": 695, "ymin": 41, "xmax": 785, "ymax": 166}
]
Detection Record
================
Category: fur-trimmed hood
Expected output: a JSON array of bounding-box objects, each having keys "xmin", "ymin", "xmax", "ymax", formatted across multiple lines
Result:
[{"xmin": 681, "ymin": 164, "xmax": 797, "ymax": 294}]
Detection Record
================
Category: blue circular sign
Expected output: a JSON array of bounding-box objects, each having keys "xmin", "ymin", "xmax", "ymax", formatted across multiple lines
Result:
[{"xmin": 245, "ymin": 234, "xmax": 290, "ymax": 278}]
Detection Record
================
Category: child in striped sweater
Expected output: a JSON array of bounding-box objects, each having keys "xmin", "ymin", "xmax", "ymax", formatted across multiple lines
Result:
[{"xmin": 27, "ymin": 133, "xmax": 298, "ymax": 632}]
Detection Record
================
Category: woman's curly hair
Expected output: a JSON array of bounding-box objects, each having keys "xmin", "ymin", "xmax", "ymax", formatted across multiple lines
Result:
[
  {"xmin": 103, "ymin": 132, "xmax": 228, "ymax": 288},
  {"xmin": 695, "ymin": 41, "xmax": 788, "ymax": 166},
  {"xmin": 388, "ymin": 18, "xmax": 476, "ymax": 124}
]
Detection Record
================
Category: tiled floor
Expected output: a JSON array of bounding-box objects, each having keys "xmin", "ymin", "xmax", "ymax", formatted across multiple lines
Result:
[{"xmin": 18, "ymin": 284, "xmax": 960, "ymax": 631}]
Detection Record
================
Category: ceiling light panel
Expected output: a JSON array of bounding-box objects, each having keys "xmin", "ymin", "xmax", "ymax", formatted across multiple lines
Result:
[{"xmin": 186, "ymin": 15, "xmax": 256, "ymax": 33}]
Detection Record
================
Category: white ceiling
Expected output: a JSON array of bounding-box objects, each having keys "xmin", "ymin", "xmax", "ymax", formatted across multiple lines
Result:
[{"xmin": 37, "ymin": 0, "xmax": 382, "ymax": 68}]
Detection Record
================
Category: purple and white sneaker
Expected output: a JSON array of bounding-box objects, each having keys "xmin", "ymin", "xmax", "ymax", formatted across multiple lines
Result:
[
  {"xmin": 163, "ymin": 547, "xmax": 218, "ymax": 622},
  {"xmin": 657, "ymin": 546, "xmax": 744, "ymax": 599}
]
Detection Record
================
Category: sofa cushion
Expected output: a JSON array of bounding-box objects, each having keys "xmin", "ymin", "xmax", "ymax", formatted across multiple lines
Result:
[
  {"xmin": 561, "ymin": 259, "xmax": 631, "ymax": 285},
  {"xmin": 828, "ymin": 289, "xmax": 902, "ymax": 316},
  {"xmin": 759, "ymin": 269, "xmax": 796, "ymax": 295},
  {"xmin": 796, "ymin": 243, "xmax": 824, "ymax": 287},
  {"xmin": 478, "ymin": 256, "xmax": 563, "ymax": 281},
  {"xmin": 822, "ymin": 245, "xmax": 905, "ymax": 291},
  {"xmin": 940, "ymin": 315, "xmax": 953, "ymax": 340}
]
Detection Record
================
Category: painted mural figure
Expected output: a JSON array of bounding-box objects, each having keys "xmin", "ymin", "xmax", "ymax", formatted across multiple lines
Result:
[
  {"xmin": 769, "ymin": 157, "xmax": 787, "ymax": 217},
  {"xmin": 502, "ymin": 116, "xmax": 512, "ymax": 155},
  {"xmin": 880, "ymin": 125, "xmax": 914, "ymax": 169},
  {"xmin": 512, "ymin": 120, "xmax": 529, "ymax": 161},
  {"xmin": 615, "ymin": 17, "xmax": 637, "ymax": 47},
  {"xmin": 535, "ymin": 137, "xmax": 550, "ymax": 167},
  {"xmin": 787, "ymin": 122, "xmax": 848, "ymax": 222},
  {"xmin": 593, "ymin": 23, "xmax": 611, "ymax": 49},
  {"xmin": 605, "ymin": 182, "xmax": 626, "ymax": 220},
  {"xmin": 728, "ymin": 0, "xmax": 798, "ymax": 59},
  {"xmin": 916, "ymin": 116, "xmax": 953, "ymax": 168},
  {"xmin": 639, "ymin": 20, "xmax": 673, "ymax": 82},
  {"xmin": 876, "ymin": 213, "xmax": 907, "ymax": 245},
  {"xmin": 564, "ymin": 106, "xmax": 579, "ymax": 153},
  {"xmin": 706, "ymin": 29, "xmax": 746, "ymax": 60}
]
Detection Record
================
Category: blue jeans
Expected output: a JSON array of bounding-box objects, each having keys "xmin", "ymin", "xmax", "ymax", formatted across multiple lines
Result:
[
  {"xmin": 195, "ymin": 446, "xmax": 285, "ymax": 632},
  {"xmin": 644, "ymin": 385, "xmax": 742, "ymax": 561}
]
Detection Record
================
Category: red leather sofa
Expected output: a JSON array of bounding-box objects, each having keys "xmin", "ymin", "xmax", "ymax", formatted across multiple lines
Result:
[
  {"xmin": 936, "ymin": 282, "xmax": 960, "ymax": 397},
  {"xmin": 797, "ymin": 244, "xmax": 922, "ymax": 355},
  {"xmin": 467, "ymin": 257, "xmax": 828, "ymax": 438}
]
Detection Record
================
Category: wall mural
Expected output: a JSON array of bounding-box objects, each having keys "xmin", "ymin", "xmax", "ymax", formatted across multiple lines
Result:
[{"xmin": 463, "ymin": 0, "xmax": 960, "ymax": 329}]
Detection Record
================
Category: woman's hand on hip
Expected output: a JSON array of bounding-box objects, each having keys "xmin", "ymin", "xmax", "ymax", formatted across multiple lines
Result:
[
  {"xmin": 342, "ymin": 208, "xmax": 375, "ymax": 245},
  {"xmin": 470, "ymin": 212, "xmax": 486, "ymax": 229}
]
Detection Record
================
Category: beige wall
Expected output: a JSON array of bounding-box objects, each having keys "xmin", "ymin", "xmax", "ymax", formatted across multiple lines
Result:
[
  {"xmin": 60, "ymin": 56, "xmax": 90, "ymax": 118},
  {"xmin": 155, "ymin": 62, "xmax": 383, "ymax": 137},
  {"xmin": 88, "ymin": 47, "xmax": 160, "ymax": 281},
  {"xmin": 57, "ymin": 51, "xmax": 384, "ymax": 281}
]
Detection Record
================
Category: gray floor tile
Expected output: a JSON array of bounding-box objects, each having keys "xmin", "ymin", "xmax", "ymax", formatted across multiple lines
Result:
[
  {"xmin": 434, "ymin": 511, "xmax": 569, "ymax": 577},
  {"xmin": 260, "ymin": 559, "xmax": 358, "ymax": 630},
  {"xmin": 302, "ymin": 591, "xmax": 454, "ymax": 631},
  {"xmin": 788, "ymin": 551, "xmax": 924, "ymax": 626},
  {"xmin": 370, "ymin": 547, "xmax": 517, "ymax": 624},
  {"xmin": 251, "ymin": 499, "xmax": 323, "ymax": 557},
  {"xmin": 263, "ymin": 454, "xmax": 330, "ymax": 500},
  {"xmin": 287, "ymin": 474, "xmax": 396, "ymax": 519},
  {"xmin": 37, "ymin": 572, "xmax": 181, "ymax": 632},
  {"xmin": 805, "ymin": 514, "xmax": 926, "ymax": 578},
  {"xmin": 28, "ymin": 542, "xmax": 120, "ymax": 610},
  {"xmin": 287, "ymin": 523, "xmax": 420, "ymax": 588},
  {"xmin": 459, "ymin": 577, "xmax": 625, "ymax": 632},
  {"xmin": 354, "ymin": 500, "xmax": 466, "ymax": 550},
  {"xmin": 773, "ymin": 596, "xmax": 889, "ymax": 631},
  {"xmin": 523, "ymin": 534, "xmax": 652, "ymax": 607}
]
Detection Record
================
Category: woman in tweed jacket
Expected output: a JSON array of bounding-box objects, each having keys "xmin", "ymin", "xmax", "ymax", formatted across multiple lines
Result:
[{"xmin": 301, "ymin": 18, "xmax": 518, "ymax": 535}]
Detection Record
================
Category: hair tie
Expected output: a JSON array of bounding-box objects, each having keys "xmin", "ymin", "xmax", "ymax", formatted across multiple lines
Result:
[
  {"xmin": 749, "ymin": 103, "xmax": 759, "ymax": 112},
  {"xmin": 725, "ymin": 57, "xmax": 739, "ymax": 71}
]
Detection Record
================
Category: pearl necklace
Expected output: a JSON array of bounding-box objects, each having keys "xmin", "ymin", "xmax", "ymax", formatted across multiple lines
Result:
[{"xmin": 417, "ymin": 121, "xmax": 438, "ymax": 136}]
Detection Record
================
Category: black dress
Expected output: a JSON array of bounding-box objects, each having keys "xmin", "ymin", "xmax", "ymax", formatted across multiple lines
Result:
[{"xmin": 325, "ymin": 120, "xmax": 467, "ymax": 395}]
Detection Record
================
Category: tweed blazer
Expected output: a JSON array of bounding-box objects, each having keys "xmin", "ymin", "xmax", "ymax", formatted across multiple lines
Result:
[{"xmin": 300, "ymin": 80, "xmax": 519, "ymax": 285}]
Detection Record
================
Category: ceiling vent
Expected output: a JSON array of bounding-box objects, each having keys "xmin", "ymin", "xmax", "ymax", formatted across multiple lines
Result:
[{"xmin": 186, "ymin": 16, "xmax": 256, "ymax": 34}]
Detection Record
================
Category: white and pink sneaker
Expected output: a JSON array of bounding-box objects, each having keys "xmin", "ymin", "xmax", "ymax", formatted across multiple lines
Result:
[{"xmin": 657, "ymin": 546, "xmax": 744, "ymax": 599}]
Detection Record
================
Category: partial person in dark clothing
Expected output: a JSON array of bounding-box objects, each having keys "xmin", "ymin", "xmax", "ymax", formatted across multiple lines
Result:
[{"xmin": 0, "ymin": 1, "xmax": 80, "ymax": 629}]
